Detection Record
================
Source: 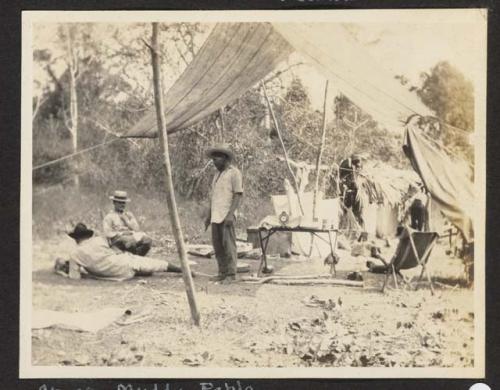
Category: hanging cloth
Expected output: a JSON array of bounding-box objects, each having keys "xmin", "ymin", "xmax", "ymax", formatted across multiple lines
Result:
[{"xmin": 403, "ymin": 121, "xmax": 474, "ymax": 243}]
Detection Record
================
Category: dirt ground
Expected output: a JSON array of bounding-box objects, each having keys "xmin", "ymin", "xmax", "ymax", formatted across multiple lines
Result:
[{"xmin": 31, "ymin": 235, "xmax": 475, "ymax": 369}]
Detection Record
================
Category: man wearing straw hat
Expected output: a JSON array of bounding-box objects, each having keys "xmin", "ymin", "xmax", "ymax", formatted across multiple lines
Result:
[
  {"xmin": 103, "ymin": 190, "xmax": 152, "ymax": 256},
  {"xmin": 204, "ymin": 144, "xmax": 243, "ymax": 283}
]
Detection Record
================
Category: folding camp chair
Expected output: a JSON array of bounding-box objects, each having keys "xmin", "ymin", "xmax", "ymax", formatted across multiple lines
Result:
[{"xmin": 381, "ymin": 226, "xmax": 439, "ymax": 295}]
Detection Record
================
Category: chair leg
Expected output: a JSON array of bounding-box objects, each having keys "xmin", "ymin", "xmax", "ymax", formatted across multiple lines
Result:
[
  {"xmin": 418, "ymin": 266, "xmax": 425, "ymax": 282},
  {"xmin": 423, "ymin": 266, "xmax": 435, "ymax": 296},
  {"xmin": 397, "ymin": 271, "xmax": 410, "ymax": 288},
  {"xmin": 330, "ymin": 262, "xmax": 336, "ymax": 276},
  {"xmin": 392, "ymin": 266, "xmax": 399, "ymax": 289},
  {"xmin": 381, "ymin": 271, "xmax": 389, "ymax": 293}
]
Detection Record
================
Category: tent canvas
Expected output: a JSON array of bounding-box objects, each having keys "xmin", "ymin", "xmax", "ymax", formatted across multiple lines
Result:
[
  {"xmin": 361, "ymin": 203, "xmax": 378, "ymax": 236},
  {"xmin": 271, "ymin": 192, "xmax": 340, "ymax": 258},
  {"xmin": 126, "ymin": 23, "xmax": 293, "ymax": 138},
  {"xmin": 376, "ymin": 204, "xmax": 400, "ymax": 238},
  {"xmin": 404, "ymin": 123, "xmax": 474, "ymax": 242},
  {"xmin": 125, "ymin": 22, "xmax": 432, "ymax": 139}
]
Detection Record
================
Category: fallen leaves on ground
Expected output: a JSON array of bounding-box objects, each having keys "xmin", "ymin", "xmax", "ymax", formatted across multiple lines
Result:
[
  {"xmin": 302, "ymin": 295, "xmax": 338, "ymax": 310},
  {"xmin": 182, "ymin": 351, "xmax": 214, "ymax": 366},
  {"xmin": 31, "ymin": 236, "xmax": 475, "ymax": 369}
]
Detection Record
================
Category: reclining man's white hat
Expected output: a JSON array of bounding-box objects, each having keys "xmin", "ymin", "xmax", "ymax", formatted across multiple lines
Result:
[{"xmin": 110, "ymin": 190, "xmax": 131, "ymax": 203}]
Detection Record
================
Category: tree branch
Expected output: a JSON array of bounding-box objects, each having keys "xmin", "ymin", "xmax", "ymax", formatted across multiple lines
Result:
[
  {"xmin": 32, "ymin": 95, "xmax": 46, "ymax": 121},
  {"xmin": 45, "ymin": 64, "xmax": 63, "ymax": 93},
  {"xmin": 141, "ymin": 37, "xmax": 155, "ymax": 53},
  {"xmin": 263, "ymin": 62, "xmax": 305, "ymax": 84},
  {"xmin": 173, "ymin": 39, "xmax": 190, "ymax": 66}
]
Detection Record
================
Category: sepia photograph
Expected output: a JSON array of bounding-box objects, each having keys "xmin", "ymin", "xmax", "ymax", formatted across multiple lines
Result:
[{"xmin": 20, "ymin": 9, "xmax": 486, "ymax": 378}]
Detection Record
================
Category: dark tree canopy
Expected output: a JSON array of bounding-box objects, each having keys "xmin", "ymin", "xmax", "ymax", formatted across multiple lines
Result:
[
  {"xmin": 416, "ymin": 61, "xmax": 474, "ymax": 163},
  {"xmin": 417, "ymin": 61, "xmax": 474, "ymax": 132}
]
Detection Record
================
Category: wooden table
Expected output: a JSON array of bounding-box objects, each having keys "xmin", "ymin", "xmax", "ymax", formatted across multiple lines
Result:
[{"xmin": 257, "ymin": 226, "xmax": 339, "ymax": 276}]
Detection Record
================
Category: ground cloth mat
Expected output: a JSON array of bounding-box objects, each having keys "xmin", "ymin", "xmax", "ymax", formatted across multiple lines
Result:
[{"xmin": 32, "ymin": 308, "xmax": 126, "ymax": 332}]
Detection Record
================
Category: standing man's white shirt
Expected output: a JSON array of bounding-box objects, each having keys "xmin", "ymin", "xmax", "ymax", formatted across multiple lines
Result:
[{"xmin": 210, "ymin": 165, "xmax": 243, "ymax": 223}]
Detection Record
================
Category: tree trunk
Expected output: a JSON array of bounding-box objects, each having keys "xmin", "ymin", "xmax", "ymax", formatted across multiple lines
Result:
[
  {"xmin": 66, "ymin": 25, "xmax": 79, "ymax": 188},
  {"xmin": 150, "ymin": 23, "xmax": 200, "ymax": 326},
  {"xmin": 63, "ymin": 25, "xmax": 80, "ymax": 188}
]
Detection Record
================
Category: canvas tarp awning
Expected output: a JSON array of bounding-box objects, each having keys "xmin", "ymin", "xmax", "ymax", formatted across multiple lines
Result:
[
  {"xmin": 271, "ymin": 23, "xmax": 432, "ymax": 132},
  {"xmin": 404, "ymin": 123, "xmax": 474, "ymax": 243},
  {"xmin": 126, "ymin": 23, "xmax": 293, "ymax": 138},
  {"xmin": 125, "ymin": 22, "xmax": 432, "ymax": 138}
]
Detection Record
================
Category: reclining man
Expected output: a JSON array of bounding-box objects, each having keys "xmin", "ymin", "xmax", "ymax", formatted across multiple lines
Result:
[
  {"xmin": 103, "ymin": 190, "xmax": 153, "ymax": 256},
  {"xmin": 55, "ymin": 223, "xmax": 188, "ymax": 281}
]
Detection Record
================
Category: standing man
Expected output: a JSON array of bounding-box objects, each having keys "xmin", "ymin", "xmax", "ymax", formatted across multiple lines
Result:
[
  {"xmin": 339, "ymin": 154, "xmax": 364, "ymax": 229},
  {"xmin": 103, "ymin": 190, "xmax": 152, "ymax": 256},
  {"xmin": 204, "ymin": 144, "xmax": 243, "ymax": 283}
]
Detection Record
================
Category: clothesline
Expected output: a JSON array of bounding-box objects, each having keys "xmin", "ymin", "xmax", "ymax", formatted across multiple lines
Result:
[
  {"xmin": 32, "ymin": 137, "xmax": 123, "ymax": 171},
  {"xmin": 439, "ymin": 120, "xmax": 473, "ymax": 136}
]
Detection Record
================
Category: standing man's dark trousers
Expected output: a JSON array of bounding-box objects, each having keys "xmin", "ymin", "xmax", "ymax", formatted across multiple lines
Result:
[
  {"xmin": 344, "ymin": 189, "xmax": 364, "ymax": 229},
  {"xmin": 410, "ymin": 200, "xmax": 426, "ymax": 231},
  {"xmin": 211, "ymin": 222, "xmax": 237, "ymax": 277}
]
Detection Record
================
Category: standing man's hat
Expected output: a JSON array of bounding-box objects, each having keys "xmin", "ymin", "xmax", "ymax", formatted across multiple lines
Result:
[
  {"xmin": 110, "ymin": 190, "xmax": 130, "ymax": 203},
  {"xmin": 206, "ymin": 143, "xmax": 234, "ymax": 162},
  {"xmin": 68, "ymin": 223, "xmax": 94, "ymax": 240}
]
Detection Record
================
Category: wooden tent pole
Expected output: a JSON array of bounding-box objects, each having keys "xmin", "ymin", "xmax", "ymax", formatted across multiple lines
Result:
[
  {"xmin": 261, "ymin": 81, "xmax": 305, "ymax": 215},
  {"xmin": 150, "ymin": 23, "xmax": 200, "ymax": 326},
  {"xmin": 312, "ymin": 80, "xmax": 329, "ymax": 220}
]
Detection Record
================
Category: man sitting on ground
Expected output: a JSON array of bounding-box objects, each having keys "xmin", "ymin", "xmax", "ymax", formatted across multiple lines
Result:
[
  {"xmin": 55, "ymin": 223, "xmax": 188, "ymax": 281},
  {"xmin": 103, "ymin": 190, "xmax": 152, "ymax": 256}
]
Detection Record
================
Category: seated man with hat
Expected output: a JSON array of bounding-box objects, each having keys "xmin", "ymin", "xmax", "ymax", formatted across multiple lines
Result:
[
  {"xmin": 55, "ymin": 223, "xmax": 187, "ymax": 281},
  {"xmin": 102, "ymin": 190, "xmax": 152, "ymax": 256}
]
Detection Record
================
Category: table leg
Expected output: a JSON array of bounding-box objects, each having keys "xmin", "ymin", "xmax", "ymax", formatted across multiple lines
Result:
[
  {"xmin": 257, "ymin": 230, "xmax": 277, "ymax": 276},
  {"xmin": 258, "ymin": 230, "xmax": 274, "ymax": 277},
  {"xmin": 257, "ymin": 230, "xmax": 265, "ymax": 277},
  {"xmin": 327, "ymin": 230, "xmax": 337, "ymax": 276}
]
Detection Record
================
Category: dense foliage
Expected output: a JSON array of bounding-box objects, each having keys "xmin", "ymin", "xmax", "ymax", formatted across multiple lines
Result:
[
  {"xmin": 417, "ymin": 61, "xmax": 474, "ymax": 163},
  {"xmin": 398, "ymin": 61, "xmax": 474, "ymax": 164}
]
